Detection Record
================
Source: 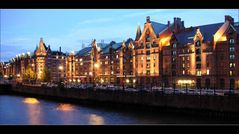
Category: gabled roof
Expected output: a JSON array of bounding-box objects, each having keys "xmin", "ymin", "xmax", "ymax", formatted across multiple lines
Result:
[
  {"xmin": 76, "ymin": 47, "xmax": 92, "ymax": 56},
  {"xmin": 151, "ymin": 21, "xmax": 168, "ymax": 36},
  {"xmin": 101, "ymin": 42, "xmax": 122, "ymax": 54},
  {"xmin": 97, "ymin": 43, "xmax": 108, "ymax": 49},
  {"xmin": 175, "ymin": 22, "xmax": 224, "ymax": 45},
  {"xmin": 234, "ymin": 22, "xmax": 239, "ymax": 34},
  {"xmin": 51, "ymin": 51, "xmax": 66, "ymax": 56}
]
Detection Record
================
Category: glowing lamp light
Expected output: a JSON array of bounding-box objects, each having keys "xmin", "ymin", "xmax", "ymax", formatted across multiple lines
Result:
[
  {"xmin": 100, "ymin": 79, "xmax": 104, "ymax": 83},
  {"xmin": 4, "ymin": 75, "xmax": 8, "ymax": 78},
  {"xmin": 126, "ymin": 79, "xmax": 130, "ymax": 83},
  {"xmin": 73, "ymin": 79, "xmax": 76, "ymax": 82},
  {"xmin": 94, "ymin": 63, "xmax": 99, "ymax": 68},
  {"xmin": 58, "ymin": 66, "xmax": 63, "ymax": 70},
  {"xmin": 17, "ymin": 74, "xmax": 20, "ymax": 77},
  {"xmin": 77, "ymin": 79, "xmax": 81, "ymax": 83},
  {"xmin": 27, "ymin": 52, "xmax": 30, "ymax": 55},
  {"xmin": 89, "ymin": 72, "xmax": 93, "ymax": 76},
  {"xmin": 178, "ymin": 80, "xmax": 194, "ymax": 84},
  {"xmin": 133, "ymin": 79, "xmax": 136, "ymax": 83}
]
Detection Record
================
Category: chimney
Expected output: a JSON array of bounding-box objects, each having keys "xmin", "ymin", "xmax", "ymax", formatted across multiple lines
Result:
[
  {"xmin": 174, "ymin": 17, "xmax": 178, "ymax": 32},
  {"xmin": 182, "ymin": 21, "xmax": 185, "ymax": 29},
  {"xmin": 59, "ymin": 46, "xmax": 61, "ymax": 52},
  {"xmin": 167, "ymin": 21, "xmax": 170, "ymax": 27},
  {"xmin": 146, "ymin": 16, "xmax": 150, "ymax": 23},
  {"xmin": 225, "ymin": 15, "xmax": 234, "ymax": 25}
]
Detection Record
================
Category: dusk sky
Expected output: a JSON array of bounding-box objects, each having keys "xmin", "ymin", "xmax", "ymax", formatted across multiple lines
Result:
[{"xmin": 0, "ymin": 9, "xmax": 238, "ymax": 62}]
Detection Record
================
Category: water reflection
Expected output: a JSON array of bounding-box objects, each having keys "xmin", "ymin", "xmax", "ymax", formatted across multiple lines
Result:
[
  {"xmin": 89, "ymin": 114, "xmax": 105, "ymax": 125},
  {"xmin": 23, "ymin": 97, "xmax": 43, "ymax": 124},
  {"xmin": 23, "ymin": 98, "xmax": 40, "ymax": 104},
  {"xmin": 56, "ymin": 103, "xmax": 75, "ymax": 111}
]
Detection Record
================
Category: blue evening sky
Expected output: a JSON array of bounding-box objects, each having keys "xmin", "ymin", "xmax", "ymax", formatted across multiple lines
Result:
[{"xmin": 0, "ymin": 9, "xmax": 238, "ymax": 62}]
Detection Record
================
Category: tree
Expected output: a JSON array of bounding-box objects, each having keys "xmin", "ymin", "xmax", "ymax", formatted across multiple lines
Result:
[
  {"xmin": 41, "ymin": 67, "xmax": 51, "ymax": 82},
  {"xmin": 23, "ymin": 65, "xmax": 36, "ymax": 83}
]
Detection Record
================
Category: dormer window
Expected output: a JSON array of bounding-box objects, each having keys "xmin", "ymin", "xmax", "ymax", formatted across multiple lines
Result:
[
  {"xmin": 146, "ymin": 35, "xmax": 150, "ymax": 42},
  {"xmin": 229, "ymin": 38, "xmax": 235, "ymax": 45},
  {"xmin": 146, "ymin": 43, "xmax": 150, "ymax": 48},
  {"xmin": 195, "ymin": 41, "xmax": 201, "ymax": 47}
]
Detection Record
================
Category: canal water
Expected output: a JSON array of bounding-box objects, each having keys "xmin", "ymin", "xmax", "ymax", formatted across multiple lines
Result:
[{"xmin": 0, "ymin": 95, "xmax": 237, "ymax": 125}]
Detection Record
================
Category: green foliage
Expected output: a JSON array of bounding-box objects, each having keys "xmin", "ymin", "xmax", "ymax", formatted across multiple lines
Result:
[
  {"xmin": 41, "ymin": 67, "xmax": 51, "ymax": 82},
  {"xmin": 23, "ymin": 65, "xmax": 36, "ymax": 82}
]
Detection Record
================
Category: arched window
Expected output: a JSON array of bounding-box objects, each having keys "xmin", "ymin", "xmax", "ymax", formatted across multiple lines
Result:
[
  {"xmin": 195, "ymin": 40, "xmax": 201, "ymax": 47},
  {"xmin": 146, "ymin": 35, "xmax": 150, "ymax": 42}
]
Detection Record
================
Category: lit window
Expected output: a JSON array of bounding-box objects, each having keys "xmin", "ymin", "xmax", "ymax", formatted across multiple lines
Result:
[
  {"xmin": 80, "ymin": 58, "xmax": 82, "ymax": 61},
  {"xmin": 105, "ymin": 61, "xmax": 108, "ymax": 64},
  {"xmin": 182, "ymin": 70, "xmax": 185, "ymax": 75},
  {"xmin": 116, "ymin": 55, "xmax": 118, "ymax": 58},
  {"xmin": 75, "ymin": 59, "xmax": 78, "ymax": 62},
  {"xmin": 196, "ymin": 71, "xmax": 201, "ymax": 76},
  {"xmin": 207, "ymin": 69, "xmax": 210, "ymax": 75},
  {"xmin": 106, "ymin": 56, "xmax": 108, "ymax": 59},
  {"xmin": 111, "ymin": 71, "xmax": 114, "ymax": 74},
  {"xmin": 89, "ymin": 72, "xmax": 92, "ymax": 76},
  {"xmin": 141, "ymin": 57, "xmax": 143, "ymax": 60},
  {"xmin": 182, "ymin": 57, "xmax": 185, "ymax": 61},
  {"xmin": 229, "ymin": 71, "xmax": 233, "ymax": 76},
  {"xmin": 56, "ymin": 56, "xmax": 58, "ymax": 59},
  {"xmin": 182, "ymin": 64, "xmax": 185, "ymax": 68},
  {"xmin": 146, "ymin": 56, "xmax": 150, "ymax": 61},
  {"xmin": 80, "ymin": 63, "xmax": 83, "ymax": 66},
  {"xmin": 173, "ymin": 43, "xmax": 177, "ymax": 48},
  {"xmin": 187, "ymin": 56, "xmax": 189, "ymax": 60},
  {"xmin": 111, "ymin": 61, "xmax": 114, "ymax": 64},
  {"xmin": 172, "ymin": 51, "xmax": 176, "ymax": 56}
]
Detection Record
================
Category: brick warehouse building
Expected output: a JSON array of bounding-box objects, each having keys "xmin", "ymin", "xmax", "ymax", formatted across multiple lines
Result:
[{"xmin": 1, "ymin": 15, "xmax": 239, "ymax": 90}]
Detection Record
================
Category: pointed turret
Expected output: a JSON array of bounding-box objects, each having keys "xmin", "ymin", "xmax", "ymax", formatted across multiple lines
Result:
[
  {"xmin": 121, "ymin": 40, "xmax": 126, "ymax": 48},
  {"xmin": 135, "ymin": 25, "xmax": 142, "ymax": 41},
  {"xmin": 35, "ymin": 37, "xmax": 47, "ymax": 56},
  {"xmin": 47, "ymin": 45, "xmax": 51, "ymax": 53}
]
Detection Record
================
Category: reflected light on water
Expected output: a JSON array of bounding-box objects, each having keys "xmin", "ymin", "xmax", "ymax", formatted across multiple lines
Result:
[
  {"xmin": 56, "ymin": 103, "xmax": 75, "ymax": 111},
  {"xmin": 89, "ymin": 114, "xmax": 105, "ymax": 125},
  {"xmin": 23, "ymin": 98, "xmax": 40, "ymax": 104}
]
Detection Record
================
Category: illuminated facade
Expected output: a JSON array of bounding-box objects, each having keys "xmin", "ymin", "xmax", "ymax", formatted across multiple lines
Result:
[{"xmin": 1, "ymin": 15, "xmax": 239, "ymax": 90}]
